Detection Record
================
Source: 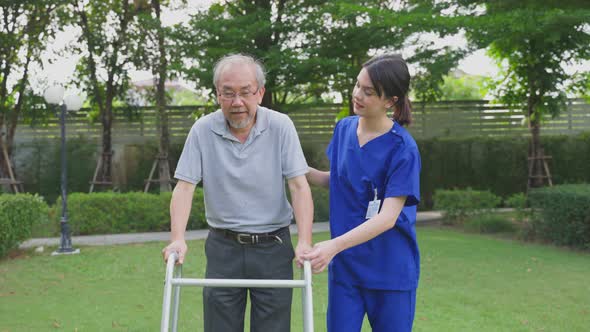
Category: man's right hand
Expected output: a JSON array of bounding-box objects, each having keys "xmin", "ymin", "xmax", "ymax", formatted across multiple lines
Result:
[{"xmin": 162, "ymin": 239, "xmax": 188, "ymax": 265}]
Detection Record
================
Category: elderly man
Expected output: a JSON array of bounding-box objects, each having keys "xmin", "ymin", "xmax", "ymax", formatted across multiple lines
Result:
[{"xmin": 162, "ymin": 53, "xmax": 313, "ymax": 332}]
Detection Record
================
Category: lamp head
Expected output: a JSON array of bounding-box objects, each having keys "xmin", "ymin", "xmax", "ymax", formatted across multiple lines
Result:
[
  {"xmin": 64, "ymin": 95, "xmax": 83, "ymax": 111},
  {"xmin": 43, "ymin": 86, "xmax": 65, "ymax": 105}
]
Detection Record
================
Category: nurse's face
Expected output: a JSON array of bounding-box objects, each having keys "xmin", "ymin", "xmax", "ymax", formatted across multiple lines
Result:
[{"xmin": 352, "ymin": 68, "xmax": 394, "ymax": 118}]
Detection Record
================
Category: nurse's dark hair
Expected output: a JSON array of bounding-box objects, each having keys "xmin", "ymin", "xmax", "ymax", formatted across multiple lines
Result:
[{"xmin": 362, "ymin": 54, "xmax": 412, "ymax": 126}]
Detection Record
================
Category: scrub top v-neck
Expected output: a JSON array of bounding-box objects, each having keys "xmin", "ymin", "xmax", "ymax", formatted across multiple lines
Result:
[{"xmin": 326, "ymin": 116, "xmax": 421, "ymax": 290}]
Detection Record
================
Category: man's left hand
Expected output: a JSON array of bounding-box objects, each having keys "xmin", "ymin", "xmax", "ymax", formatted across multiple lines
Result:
[{"xmin": 294, "ymin": 240, "xmax": 313, "ymax": 268}]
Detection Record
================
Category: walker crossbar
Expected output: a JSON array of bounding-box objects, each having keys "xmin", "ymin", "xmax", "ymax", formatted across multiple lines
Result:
[{"xmin": 161, "ymin": 252, "xmax": 314, "ymax": 332}]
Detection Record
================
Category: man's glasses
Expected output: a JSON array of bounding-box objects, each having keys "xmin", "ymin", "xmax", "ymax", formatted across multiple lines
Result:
[{"xmin": 218, "ymin": 87, "xmax": 260, "ymax": 101}]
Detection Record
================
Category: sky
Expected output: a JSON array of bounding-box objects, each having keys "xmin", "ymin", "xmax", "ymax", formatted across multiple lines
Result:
[{"xmin": 36, "ymin": 0, "xmax": 586, "ymax": 99}]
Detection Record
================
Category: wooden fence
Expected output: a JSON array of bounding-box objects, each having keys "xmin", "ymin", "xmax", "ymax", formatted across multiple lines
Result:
[
  {"xmin": 13, "ymin": 99, "xmax": 590, "ymax": 145},
  {"xmin": 410, "ymin": 98, "xmax": 590, "ymax": 138}
]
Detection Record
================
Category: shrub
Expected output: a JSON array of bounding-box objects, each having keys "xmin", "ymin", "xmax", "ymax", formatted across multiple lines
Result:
[
  {"xmin": 528, "ymin": 184, "xmax": 590, "ymax": 249},
  {"xmin": 505, "ymin": 192, "xmax": 527, "ymax": 209},
  {"xmin": 56, "ymin": 191, "xmax": 206, "ymax": 236},
  {"xmin": 311, "ymin": 187, "xmax": 329, "ymax": 222},
  {"xmin": 0, "ymin": 194, "xmax": 48, "ymax": 258},
  {"xmin": 464, "ymin": 214, "xmax": 516, "ymax": 234},
  {"xmin": 31, "ymin": 204, "xmax": 59, "ymax": 237},
  {"xmin": 505, "ymin": 192, "xmax": 529, "ymax": 222},
  {"xmin": 518, "ymin": 220, "xmax": 537, "ymax": 242},
  {"xmin": 434, "ymin": 188, "xmax": 501, "ymax": 225},
  {"xmin": 418, "ymin": 132, "xmax": 590, "ymax": 209},
  {"xmin": 286, "ymin": 185, "xmax": 329, "ymax": 223},
  {"xmin": 14, "ymin": 132, "xmax": 590, "ymax": 210}
]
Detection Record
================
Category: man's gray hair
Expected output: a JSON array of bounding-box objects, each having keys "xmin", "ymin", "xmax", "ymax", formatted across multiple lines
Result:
[{"xmin": 213, "ymin": 54, "xmax": 266, "ymax": 89}]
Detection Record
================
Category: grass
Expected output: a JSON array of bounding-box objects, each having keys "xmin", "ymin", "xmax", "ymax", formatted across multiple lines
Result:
[
  {"xmin": 462, "ymin": 213, "xmax": 517, "ymax": 234},
  {"xmin": 1, "ymin": 227, "xmax": 589, "ymax": 331}
]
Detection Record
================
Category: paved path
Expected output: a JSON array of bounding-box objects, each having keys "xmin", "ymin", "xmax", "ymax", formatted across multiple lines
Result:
[{"xmin": 20, "ymin": 211, "xmax": 442, "ymax": 249}]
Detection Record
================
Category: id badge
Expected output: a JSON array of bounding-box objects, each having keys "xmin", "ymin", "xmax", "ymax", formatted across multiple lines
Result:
[
  {"xmin": 365, "ymin": 188, "xmax": 381, "ymax": 219},
  {"xmin": 365, "ymin": 199, "xmax": 381, "ymax": 219}
]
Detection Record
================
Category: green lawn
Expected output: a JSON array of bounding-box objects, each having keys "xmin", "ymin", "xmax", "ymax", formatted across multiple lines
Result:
[{"xmin": 1, "ymin": 227, "xmax": 589, "ymax": 331}]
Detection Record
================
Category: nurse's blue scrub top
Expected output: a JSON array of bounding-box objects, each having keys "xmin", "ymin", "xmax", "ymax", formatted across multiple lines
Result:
[{"xmin": 327, "ymin": 116, "xmax": 421, "ymax": 290}]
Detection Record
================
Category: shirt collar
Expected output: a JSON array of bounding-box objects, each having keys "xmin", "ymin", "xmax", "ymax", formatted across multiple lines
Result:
[{"xmin": 389, "ymin": 120, "xmax": 406, "ymax": 143}]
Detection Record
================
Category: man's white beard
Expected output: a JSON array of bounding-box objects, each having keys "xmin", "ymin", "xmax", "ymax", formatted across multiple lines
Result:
[{"xmin": 228, "ymin": 111, "xmax": 254, "ymax": 129}]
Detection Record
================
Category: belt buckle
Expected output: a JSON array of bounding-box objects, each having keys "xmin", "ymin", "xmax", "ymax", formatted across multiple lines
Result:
[{"xmin": 236, "ymin": 233, "xmax": 252, "ymax": 245}]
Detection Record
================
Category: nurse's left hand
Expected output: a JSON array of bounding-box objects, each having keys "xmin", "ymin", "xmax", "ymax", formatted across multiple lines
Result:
[{"xmin": 301, "ymin": 240, "xmax": 340, "ymax": 274}]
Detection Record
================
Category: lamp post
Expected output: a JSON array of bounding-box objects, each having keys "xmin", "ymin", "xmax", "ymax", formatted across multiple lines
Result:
[{"xmin": 44, "ymin": 86, "xmax": 83, "ymax": 256}]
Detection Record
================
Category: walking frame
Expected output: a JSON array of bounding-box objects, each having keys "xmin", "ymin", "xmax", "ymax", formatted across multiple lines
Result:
[{"xmin": 161, "ymin": 252, "xmax": 314, "ymax": 332}]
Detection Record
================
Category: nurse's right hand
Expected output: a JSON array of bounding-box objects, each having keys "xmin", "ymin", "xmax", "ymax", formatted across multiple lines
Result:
[{"xmin": 302, "ymin": 239, "xmax": 340, "ymax": 273}]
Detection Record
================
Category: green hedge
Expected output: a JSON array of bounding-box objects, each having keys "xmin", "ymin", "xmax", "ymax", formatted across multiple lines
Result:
[
  {"xmin": 56, "ymin": 191, "xmax": 206, "ymax": 236},
  {"xmin": 528, "ymin": 184, "xmax": 590, "ymax": 249},
  {"xmin": 14, "ymin": 132, "xmax": 590, "ymax": 210},
  {"xmin": 0, "ymin": 194, "xmax": 48, "ymax": 258},
  {"xmin": 303, "ymin": 133, "xmax": 590, "ymax": 210},
  {"xmin": 48, "ymin": 187, "xmax": 325, "ymax": 237},
  {"xmin": 311, "ymin": 187, "xmax": 329, "ymax": 222},
  {"xmin": 419, "ymin": 133, "xmax": 590, "ymax": 208},
  {"xmin": 433, "ymin": 188, "xmax": 501, "ymax": 224},
  {"xmin": 284, "ymin": 185, "xmax": 329, "ymax": 224}
]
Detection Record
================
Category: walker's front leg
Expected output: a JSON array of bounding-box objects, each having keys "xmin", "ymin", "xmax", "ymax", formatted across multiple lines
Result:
[
  {"xmin": 302, "ymin": 260, "xmax": 314, "ymax": 332},
  {"xmin": 161, "ymin": 252, "xmax": 178, "ymax": 332}
]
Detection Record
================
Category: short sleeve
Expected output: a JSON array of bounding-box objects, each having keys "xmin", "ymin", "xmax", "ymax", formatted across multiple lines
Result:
[
  {"xmin": 384, "ymin": 145, "xmax": 421, "ymax": 206},
  {"xmin": 326, "ymin": 137, "xmax": 334, "ymax": 163},
  {"xmin": 281, "ymin": 116, "xmax": 308, "ymax": 179},
  {"xmin": 174, "ymin": 124, "xmax": 203, "ymax": 184},
  {"xmin": 326, "ymin": 118, "xmax": 344, "ymax": 162}
]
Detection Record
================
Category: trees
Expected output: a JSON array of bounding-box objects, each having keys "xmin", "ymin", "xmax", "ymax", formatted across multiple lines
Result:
[
  {"xmin": 0, "ymin": 0, "xmax": 59, "ymax": 192},
  {"xmin": 176, "ymin": 0, "xmax": 465, "ymax": 113},
  {"xmin": 457, "ymin": 0, "xmax": 590, "ymax": 187},
  {"xmin": 146, "ymin": 0, "xmax": 172, "ymax": 192},
  {"xmin": 135, "ymin": 0, "xmax": 181, "ymax": 192},
  {"xmin": 174, "ymin": 0, "xmax": 308, "ymax": 108},
  {"xmin": 8, "ymin": 0, "xmax": 585, "ymax": 195},
  {"xmin": 299, "ymin": 1, "xmax": 409, "ymax": 114},
  {"xmin": 437, "ymin": 72, "xmax": 488, "ymax": 100},
  {"xmin": 65, "ymin": 0, "xmax": 143, "ymax": 191},
  {"xmin": 300, "ymin": 0, "xmax": 467, "ymax": 112}
]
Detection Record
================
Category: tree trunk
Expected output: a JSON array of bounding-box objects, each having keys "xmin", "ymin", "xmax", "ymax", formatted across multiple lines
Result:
[
  {"xmin": 527, "ymin": 88, "xmax": 546, "ymax": 189},
  {"xmin": 101, "ymin": 99, "xmax": 113, "ymax": 185},
  {"xmin": 529, "ymin": 118, "xmax": 544, "ymax": 188},
  {"xmin": 0, "ymin": 21, "xmax": 34, "ymax": 187},
  {"xmin": 253, "ymin": 0, "xmax": 273, "ymax": 109},
  {"xmin": 153, "ymin": 0, "xmax": 171, "ymax": 192},
  {"xmin": 80, "ymin": 1, "xmax": 132, "ymax": 191},
  {"xmin": 79, "ymin": 4, "xmax": 107, "ymax": 190},
  {"xmin": 79, "ymin": 9, "xmax": 105, "ymax": 113},
  {"xmin": 0, "ymin": 134, "xmax": 9, "ymax": 181},
  {"xmin": 262, "ymin": 90, "xmax": 273, "ymax": 108},
  {"xmin": 7, "ymin": 45, "xmax": 33, "ymax": 160}
]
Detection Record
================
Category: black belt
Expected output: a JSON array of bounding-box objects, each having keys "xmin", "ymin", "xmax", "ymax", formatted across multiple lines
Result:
[{"xmin": 209, "ymin": 226, "xmax": 288, "ymax": 245}]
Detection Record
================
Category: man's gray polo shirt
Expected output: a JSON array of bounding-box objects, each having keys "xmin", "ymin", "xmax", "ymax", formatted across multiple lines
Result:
[{"xmin": 174, "ymin": 106, "xmax": 309, "ymax": 233}]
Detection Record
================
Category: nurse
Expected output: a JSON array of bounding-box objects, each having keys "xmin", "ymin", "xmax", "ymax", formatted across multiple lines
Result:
[{"xmin": 304, "ymin": 54, "xmax": 421, "ymax": 332}]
